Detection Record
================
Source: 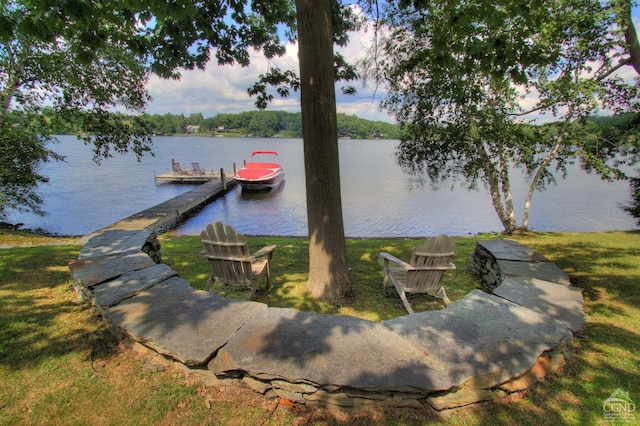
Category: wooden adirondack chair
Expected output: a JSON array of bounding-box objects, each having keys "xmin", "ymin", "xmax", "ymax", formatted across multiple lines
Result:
[
  {"xmin": 199, "ymin": 221, "xmax": 276, "ymax": 300},
  {"xmin": 172, "ymin": 161, "xmax": 191, "ymax": 175},
  {"xmin": 380, "ymin": 235, "xmax": 456, "ymax": 313},
  {"xmin": 191, "ymin": 162, "xmax": 206, "ymax": 175}
]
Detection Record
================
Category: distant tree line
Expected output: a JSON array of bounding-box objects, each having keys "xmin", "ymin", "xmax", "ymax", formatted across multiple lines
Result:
[{"xmin": 44, "ymin": 109, "xmax": 402, "ymax": 140}]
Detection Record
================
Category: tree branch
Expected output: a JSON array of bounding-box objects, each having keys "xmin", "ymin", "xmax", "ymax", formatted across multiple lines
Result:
[
  {"xmin": 623, "ymin": 0, "xmax": 640, "ymax": 76},
  {"xmin": 1, "ymin": 43, "xmax": 29, "ymax": 125}
]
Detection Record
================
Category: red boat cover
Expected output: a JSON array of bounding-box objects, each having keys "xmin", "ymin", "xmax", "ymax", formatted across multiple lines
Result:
[
  {"xmin": 237, "ymin": 168, "xmax": 276, "ymax": 180},
  {"xmin": 237, "ymin": 161, "xmax": 281, "ymax": 178},
  {"xmin": 244, "ymin": 162, "xmax": 280, "ymax": 169}
]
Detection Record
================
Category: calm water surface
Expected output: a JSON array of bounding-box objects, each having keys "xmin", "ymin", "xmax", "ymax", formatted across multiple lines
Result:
[{"xmin": 7, "ymin": 135, "xmax": 636, "ymax": 237}]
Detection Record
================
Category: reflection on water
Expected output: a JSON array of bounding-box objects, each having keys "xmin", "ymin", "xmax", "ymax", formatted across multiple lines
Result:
[{"xmin": 7, "ymin": 135, "xmax": 637, "ymax": 237}]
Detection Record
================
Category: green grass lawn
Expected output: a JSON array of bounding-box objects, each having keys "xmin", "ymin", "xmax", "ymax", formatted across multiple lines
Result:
[
  {"xmin": 160, "ymin": 234, "xmax": 484, "ymax": 320},
  {"xmin": 1, "ymin": 229, "xmax": 638, "ymax": 425}
]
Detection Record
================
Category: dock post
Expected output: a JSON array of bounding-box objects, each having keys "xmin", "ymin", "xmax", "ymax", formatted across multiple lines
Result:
[
  {"xmin": 221, "ymin": 168, "xmax": 226, "ymax": 190},
  {"xmin": 233, "ymin": 163, "xmax": 237, "ymax": 175}
]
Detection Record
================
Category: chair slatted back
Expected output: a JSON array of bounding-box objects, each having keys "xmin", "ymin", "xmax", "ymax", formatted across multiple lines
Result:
[
  {"xmin": 201, "ymin": 222, "xmax": 253, "ymax": 285},
  {"xmin": 172, "ymin": 162, "xmax": 184, "ymax": 174},
  {"xmin": 405, "ymin": 235, "xmax": 455, "ymax": 291},
  {"xmin": 192, "ymin": 162, "xmax": 205, "ymax": 174}
]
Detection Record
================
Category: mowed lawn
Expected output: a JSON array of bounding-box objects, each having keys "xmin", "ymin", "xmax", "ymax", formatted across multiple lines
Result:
[{"xmin": 0, "ymin": 230, "xmax": 638, "ymax": 425}]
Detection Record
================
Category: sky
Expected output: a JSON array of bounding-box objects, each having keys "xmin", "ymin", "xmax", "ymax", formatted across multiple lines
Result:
[
  {"xmin": 144, "ymin": 20, "xmax": 393, "ymax": 123},
  {"xmin": 143, "ymin": 7, "xmax": 640, "ymax": 125}
]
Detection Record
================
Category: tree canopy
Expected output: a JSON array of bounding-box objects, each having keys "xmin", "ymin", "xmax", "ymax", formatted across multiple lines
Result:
[
  {"xmin": 2, "ymin": 0, "xmax": 364, "ymax": 303},
  {"xmin": 1, "ymin": 0, "xmax": 154, "ymax": 218}
]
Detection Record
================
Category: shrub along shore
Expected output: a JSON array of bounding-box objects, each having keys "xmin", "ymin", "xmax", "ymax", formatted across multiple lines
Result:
[{"xmin": 1, "ymin": 229, "xmax": 638, "ymax": 425}]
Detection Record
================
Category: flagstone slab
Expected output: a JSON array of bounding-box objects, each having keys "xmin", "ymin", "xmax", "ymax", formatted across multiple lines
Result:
[
  {"xmin": 497, "ymin": 259, "xmax": 571, "ymax": 285},
  {"xmin": 493, "ymin": 277, "xmax": 584, "ymax": 332},
  {"xmin": 104, "ymin": 283, "xmax": 267, "ymax": 366},
  {"xmin": 101, "ymin": 277, "xmax": 202, "ymax": 329},
  {"xmin": 69, "ymin": 251, "xmax": 156, "ymax": 289},
  {"xmin": 210, "ymin": 307, "xmax": 452, "ymax": 393},
  {"xmin": 476, "ymin": 240, "xmax": 548, "ymax": 262},
  {"xmin": 383, "ymin": 290, "xmax": 573, "ymax": 390},
  {"xmin": 79, "ymin": 229, "xmax": 156, "ymax": 259},
  {"xmin": 91, "ymin": 263, "xmax": 178, "ymax": 308}
]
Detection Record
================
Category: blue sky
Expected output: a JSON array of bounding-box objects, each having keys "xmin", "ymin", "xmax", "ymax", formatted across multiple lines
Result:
[{"xmin": 144, "ymin": 6, "xmax": 640, "ymax": 124}]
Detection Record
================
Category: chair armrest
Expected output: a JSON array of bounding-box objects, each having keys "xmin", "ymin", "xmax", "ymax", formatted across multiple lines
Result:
[
  {"xmin": 379, "ymin": 252, "xmax": 413, "ymax": 270},
  {"xmin": 251, "ymin": 245, "xmax": 277, "ymax": 259},
  {"xmin": 380, "ymin": 253, "xmax": 456, "ymax": 272},
  {"xmin": 413, "ymin": 262, "xmax": 456, "ymax": 271}
]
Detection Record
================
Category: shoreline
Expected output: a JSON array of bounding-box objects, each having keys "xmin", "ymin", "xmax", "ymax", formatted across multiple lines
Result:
[{"xmin": 2, "ymin": 227, "xmax": 637, "ymax": 250}]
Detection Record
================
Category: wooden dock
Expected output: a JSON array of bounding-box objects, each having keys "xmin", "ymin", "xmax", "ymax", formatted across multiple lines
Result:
[
  {"xmin": 92, "ymin": 173, "xmax": 237, "ymax": 235},
  {"xmin": 155, "ymin": 168, "xmax": 236, "ymax": 184},
  {"xmin": 155, "ymin": 172, "xmax": 220, "ymax": 183}
]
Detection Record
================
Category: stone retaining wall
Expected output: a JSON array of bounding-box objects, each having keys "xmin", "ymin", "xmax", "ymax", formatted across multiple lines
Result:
[
  {"xmin": 69, "ymin": 220, "xmax": 584, "ymax": 411},
  {"xmin": 469, "ymin": 242, "xmax": 503, "ymax": 291}
]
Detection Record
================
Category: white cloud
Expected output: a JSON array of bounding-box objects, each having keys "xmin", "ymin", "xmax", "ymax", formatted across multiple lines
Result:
[{"xmin": 145, "ymin": 24, "xmax": 396, "ymax": 123}]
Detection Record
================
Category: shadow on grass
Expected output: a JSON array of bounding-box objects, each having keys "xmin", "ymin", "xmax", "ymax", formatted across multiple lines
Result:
[{"xmin": 0, "ymin": 245, "xmax": 121, "ymax": 370}]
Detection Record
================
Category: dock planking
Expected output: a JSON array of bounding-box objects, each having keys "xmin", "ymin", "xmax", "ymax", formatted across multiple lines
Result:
[{"xmin": 155, "ymin": 171, "xmax": 223, "ymax": 183}]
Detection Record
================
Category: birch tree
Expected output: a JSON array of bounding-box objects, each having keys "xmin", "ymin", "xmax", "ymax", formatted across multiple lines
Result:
[{"xmin": 362, "ymin": 0, "xmax": 640, "ymax": 233}]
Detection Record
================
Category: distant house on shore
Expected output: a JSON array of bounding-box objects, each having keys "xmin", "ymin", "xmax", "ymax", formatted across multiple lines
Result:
[{"xmin": 185, "ymin": 125, "xmax": 200, "ymax": 134}]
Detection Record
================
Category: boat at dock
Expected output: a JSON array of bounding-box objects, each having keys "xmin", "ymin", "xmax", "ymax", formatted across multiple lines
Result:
[{"xmin": 235, "ymin": 151, "xmax": 284, "ymax": 191}]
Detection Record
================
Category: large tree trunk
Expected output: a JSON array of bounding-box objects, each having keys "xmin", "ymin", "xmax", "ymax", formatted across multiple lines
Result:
[{"xmin": 296, "ymin": 0, "xmax": 353, "ymax": 303}]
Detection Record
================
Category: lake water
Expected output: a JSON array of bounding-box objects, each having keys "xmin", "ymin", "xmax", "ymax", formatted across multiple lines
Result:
[{"xmin": 7, "ymin": 135, "xmax": 637, "ymax": 237}]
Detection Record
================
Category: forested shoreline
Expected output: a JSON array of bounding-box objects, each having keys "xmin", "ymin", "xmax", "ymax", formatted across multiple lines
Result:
[
  {"xmin": 41, "ymin": 108, "xmax": 639, "ymax": 143},
  {"xmin": 46, "ymin": 109, "xmax": 402, "ymax": 140}
]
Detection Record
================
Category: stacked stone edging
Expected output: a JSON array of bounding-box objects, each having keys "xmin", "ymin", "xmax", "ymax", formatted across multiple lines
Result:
[{"xmin": 68, "ymin": 198, "xmax": 585, "ymax": 411}]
